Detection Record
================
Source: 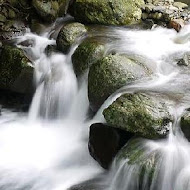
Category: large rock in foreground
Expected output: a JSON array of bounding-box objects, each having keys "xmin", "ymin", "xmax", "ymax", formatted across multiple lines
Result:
[
  {"xmin": 72, "ymin": 0, "xmax": 145, "ymax": 25},
  {"xmin": 0, "ymin": 46, "xmax": 33, "ymax": 94},
  {"xmin": 103, "ymin": 93, "xmax": 173, "ymax": 139},
  {"xmin": 89, "ymin": 123, "xmax": 133, "ymax": 169},
  {"xmin": 88, "ymin": 54, "xmax": 151, "ymax": 111}
]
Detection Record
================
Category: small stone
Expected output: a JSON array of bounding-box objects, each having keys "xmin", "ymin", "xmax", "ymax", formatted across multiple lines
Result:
[
  {"xmin": 169, "ymin": 18, "xmax": 185, "ymax": 32},
  {"xmin": 177, "ymin": 54, "xmax": 190, "ymax": 66}
]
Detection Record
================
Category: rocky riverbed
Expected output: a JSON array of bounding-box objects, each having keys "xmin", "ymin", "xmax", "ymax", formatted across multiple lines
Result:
[{"xmin": 0, "ymin": 0, "xmax": 190, "ymax": 190}]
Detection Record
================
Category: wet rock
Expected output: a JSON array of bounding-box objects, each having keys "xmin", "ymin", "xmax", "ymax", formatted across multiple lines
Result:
[
  {"xmin": 32, "ymin": 0, "xmax": 59, "ymax": 22},
  {"xmin": 88, "ymin": 54, "xmax": 151, "ymax": 112},
  {"xmin": 71, "ymin": 0, "xmax": 145, "ymax": 25},
  {"xmin": 103, "ymin": 92, "xmax": 173, "ymax": 139},
  {"xmin": 115, "ymin": 138, "xmax": 159, "ymax": 189},
  {"xmin": 58, "ymin": 0, "xmax": 71, "ymax": 16},
  {"xmin": 57, "ymin": 22, "xmax": 87, "ymax": 53},
  {"xmin": 0, "ymin": 20, "xmax": 27, "ymax": 41},
  {"xmin": 0, "ymin": 45, "xmax": 33, "ymax": 94},
  {"xmin": 89, "ymin": 123, "xmax": 133, "ymax": 169},
  {"xmin": 181, "ymin": 112, "xmax": 190, "ymax": 141},
  {"xmin": 169, "ymin": 18, "xmax": 185, "ymax": 32},
  {"xmin": 0, "ymin": 0, "xmax": 36, "ymax": 41},
  {"xmin": 72, "ymin": 38, "xmax": 106, "ymax": 77},
  {"xmin": 177, "ymin": 53, "xmax": 190, "ymax": 66},
  {"xmin": 30, "ymin": 19, "xmax": 47, "ymax": 35},
  {"xmin": 0, "ymin": 89, "xmax": 32, "ymax": 111}
]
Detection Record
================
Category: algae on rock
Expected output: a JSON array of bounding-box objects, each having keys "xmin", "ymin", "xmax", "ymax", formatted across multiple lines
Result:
[
  {"xmin": 72, "ymin": 38, "xmax": 106, "ymax": 77},
  {"xmin": 88, "ymin": 54, "xmax": 151, "ymax": 111},
  {"xmin": 0, "ymin": 45, "xmax": 33, "ymax": 94},
  {"xmin": 103, "ymin": 93, "xmax": 172, "ymax": 139},
  {"xmin": 57, "ymin": 22, "xmax": 87, "ymax": 53},
  {"xmin": 72, "ymin": 0, "xmax": 145, "ymax": 25}
]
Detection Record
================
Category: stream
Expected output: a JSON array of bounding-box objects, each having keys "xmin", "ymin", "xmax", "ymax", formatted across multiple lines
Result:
[{"xmin": 0, "ymin": 18, "xmax": 190, "ymax": 190}]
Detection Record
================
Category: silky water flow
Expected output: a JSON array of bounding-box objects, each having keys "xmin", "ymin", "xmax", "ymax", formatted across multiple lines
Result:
[{"xmin": 1, "ymin": 19, "xmax": 190, "ymax": 190}]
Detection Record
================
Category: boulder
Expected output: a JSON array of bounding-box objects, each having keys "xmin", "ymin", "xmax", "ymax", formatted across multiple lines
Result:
[
  {"xmin": 0, "ymin": 45, "xmax": 33, "ymax": 94},
  {"xmin": 71, "ymin": 0, "xmax": 145, "ymax": 25},
  {"xmin": 103, "ymin": 92, "xmax": 173, "ymax": 139},
  {"xmin": 88, "ymin": 54, "xmax": 151, "ymax": 111},
  {"xmin": 57, "ymin": 22, "xmax": 87, "ymax": 53},
  {"xmin": 89, "ymin": 123, "xmax": 133, "ymax": 169},
  {"xmin": 32, "ymin": 0, "xmax": 60, "ymax": 22},
  {"xmin": 0, "ymin": 1, "xmax": 33, "ymax": 41},
  {"xmin": 72, "ymin": 38, "xmax": 106, "ymax": 77}
]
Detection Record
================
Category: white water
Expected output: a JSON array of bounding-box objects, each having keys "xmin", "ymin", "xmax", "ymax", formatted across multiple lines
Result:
[
  {"xmin": 1, "ymin": 20, "xmax": 190, "ymax": 190},
  {"xmin": 101, "ymin": 25, "xmax": 190, "ymax": 190},
  {"xmin": 0, "ymin": 21, "xmax": 102, "ymax": 190}
]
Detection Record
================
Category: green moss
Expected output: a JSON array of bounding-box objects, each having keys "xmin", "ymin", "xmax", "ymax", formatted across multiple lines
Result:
[
  {"xmin": 57, "ymin": 22, "xmax": 87, "ymax": 53},
  {"xmin": 0, "ymin": 46, "xmax": 30, "ymax": 88},
  {"xmin": 88, "ymin": 54, "xmax": 151, "ymax": 111},
  {"xmin": 32, "ymin": 0, "xmax": 59, "ymax": 22},
  {"xmin": 72, "ymin": 38, "xmax": 106, "ymax": 76},
  {"xmin": 72, "ymin": 0, "xmax": 145, "ymax": 25},
  {"xmin": 103, "ymin": 93, "xmax": 172, "ymax": 139},
  {"xmin": 116, "ymin": 138, "xmax": 160, "ymax": 188}
]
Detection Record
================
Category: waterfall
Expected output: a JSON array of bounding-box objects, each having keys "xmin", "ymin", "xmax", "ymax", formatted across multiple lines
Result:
[
  {"xmin": 0, "ymin": 20, "xmax": 102, "ymax": 190},
  {"xmin": 0, "ymin": 16, "xmax": 190, "ymax": 190}
]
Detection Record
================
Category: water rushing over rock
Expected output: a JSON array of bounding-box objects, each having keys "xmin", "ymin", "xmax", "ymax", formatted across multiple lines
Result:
[{"xmin": 0, "ymin": 17, "xmax": 190, "ymax": 190}]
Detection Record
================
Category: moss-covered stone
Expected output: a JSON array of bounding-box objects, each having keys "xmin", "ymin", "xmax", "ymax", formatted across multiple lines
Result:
[
  {"xmin": 57, "ymin": 22, "xmax": 87, "ymax": 53},
  {"xmin": 0, "ymin": 0, "xmax": 33, "ymax": 40},
  {"xmin": 115, "ymin": 138, "xmax": 160, "ymax": 189},
  {"xmin": 32, "ymin": 0, "xmax": 59, "ymax": 22},
  {"xmin": 72, "ymin": 38, "xmax": 106, "ymax": 77},
  {"xmin": 88, "ymin": 54, "xmax": 151, "ymax": 111},
  {"xmin": 181, "ymin": 111, "xmax": 190, "ymax": 141},
  {"xmin": 0, "ymin": 45, "xmax": 33, "ymax": 94},
  {"xmin": 72, "ymin": 0, "xmax": 145, "ymax": 25},
  {"xmin": 103, "ymin": 93, "xmax": 172, "ymax": 139}
]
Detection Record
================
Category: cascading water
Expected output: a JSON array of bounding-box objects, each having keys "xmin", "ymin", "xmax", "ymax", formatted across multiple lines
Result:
[
  {"xmin": 1, "ymin": 17, "xmax": 190, "ymax": 190},
  {"xmin": 0, "ymin": 20, "xmax": 102, "ymax": 190},
  {"xmin": 100, "ymin": 24, "xmax": 190, "ymax": 190}
]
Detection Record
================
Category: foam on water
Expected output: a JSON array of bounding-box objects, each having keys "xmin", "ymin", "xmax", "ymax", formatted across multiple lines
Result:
[{"xmin": 1, "ymin": 19, "xmax": 190, "ymax": 190}]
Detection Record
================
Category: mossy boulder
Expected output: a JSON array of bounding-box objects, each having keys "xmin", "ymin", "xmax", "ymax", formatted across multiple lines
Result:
[
  {"xmin": 0, "ymin": 0, "xmax": 30, "ymax": 40},
  {"xmin": 72, "ymin": 0, "xmax": 145, "ymax": 25},
  {"xmin": 103, "ymin": 93, "xmax": 173, "ymax": 139},
  {"xmin": 72, "ymin": 38, "xmax": 106, "ymax": 77},
  {"xmin": 32, "ymin": 0, "xmax": 60, "ymax": 22},
  {"xmin": 0, "ymin": 45, "xmax": 33, "ymax": 94},
  {"xmin": 88, "ymin": 54, "xmax": 151, "ymax": 111},
  {"xmin": 57, "ymin": 22, "xmax": 87, "ymax": 53},
  {"xmin": 181, "ymin": 111, "xmax": 190, "ymax": 141},
  {"xmin": 113, "ymin": 138, "xmax": 160, "ymax": 189}
]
